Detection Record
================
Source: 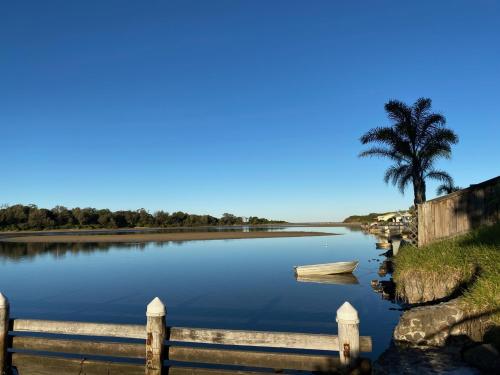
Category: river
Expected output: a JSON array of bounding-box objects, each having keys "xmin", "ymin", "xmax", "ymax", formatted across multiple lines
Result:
[{"xmin": 0, "ymin": 226, "xmax": 400, "ymax": 359}]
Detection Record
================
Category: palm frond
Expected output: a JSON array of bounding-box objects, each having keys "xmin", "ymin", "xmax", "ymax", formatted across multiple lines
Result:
[
  {"xmin": 360, "ymin": 126, "xmax": 397, "ymax": 144},
  {"xmin": 383, "ymin": 164, "xmax": 413, "ymax": 194},
  {"xmin": 385, "ymin": 100, "xmax": 416, "ymax": 145},
  {"xmin": 381, "ymin": 164, "xmax": 413, "ymax": 194},
  {"xmin": 384, "ymin": 100, "xmax": 412, "ymax": 123},
  {"xmin": 418, "ymin": 113, "xmax": 446, "ymax": 144},
  {"xmin": 419, "ymin": 128, "xmax": 458, "ymax": 164},
  {"xmin": 413, "ymin": 98, "xmax": 432, "ymax": 124},
  {"xmin": 421, "ymin": 128, "xmax": 458, "ymax": 146},
  {"xmin": 419, "ymin": 143, "xmax": 453, "ymax": 167},
  {"xmin": 436, "ymin": 184, "xmax": 449, "ymax": 196},
  {"xmin": 426, "ymin": 169, "xmax": 453, "ymax": 185},
  {"xmin": 397, "ymin": 169, "xmax": 413, "ymax": 194},
  {"xmin": 360, "ymin": 127, "xmax": 413, "ymax": 159},
  {"xmin": 359, "ymin": 147, "xmax": 404, "ymax": 162},
  {"xmin": 422, "ymin": 113, "xmax": 446, "ymax": 128},
  {"xmin": 436, "ymin": 182, "xmax": 462, "ymax": 196},
  {"xmin": 383, "ymin": 164, "xmax": 410, "ymax": 184}
]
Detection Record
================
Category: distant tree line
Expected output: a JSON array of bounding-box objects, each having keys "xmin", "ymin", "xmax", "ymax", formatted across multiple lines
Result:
[
  {"xmin": 0, "ymin": 204, "xmax": 286, "ymax": 231},
  {"xmin": 343, "ymin": 212, "xmax": 387, "ymax": 224},
  {"xmin": 343, "ymin": 206, "xmax": 416, "ymax": 224}
]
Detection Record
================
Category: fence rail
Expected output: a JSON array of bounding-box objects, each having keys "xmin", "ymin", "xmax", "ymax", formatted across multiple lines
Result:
[
  {"xmin": 0, "ymin": 293, "xmax": 371, "ymax": 374},
  {"xmin": 418, "ymin": 176, "xmax": 500, "ymax": 247},
  {"xmin": 12, "ymin": 319, "xmax": 146, "ymax": 339}
]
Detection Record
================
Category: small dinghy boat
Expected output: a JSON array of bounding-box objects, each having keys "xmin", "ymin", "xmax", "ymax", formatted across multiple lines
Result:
[{"xmin": 294, "ymin": 261, "xmax": 359, "ymax": 277}]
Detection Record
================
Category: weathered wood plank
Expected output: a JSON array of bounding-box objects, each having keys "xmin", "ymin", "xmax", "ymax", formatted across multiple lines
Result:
[
  {"xmin": 443, "ymin": 200, "xmax": 448, "ymax": 237},
  {"xmin": 458, "ymin": 189, "xmax": 469, "ymax": 234},
  {"xmin": 169, "ymin": 327, "xmax": 372, "ymax": 352},
  {"xmin": 11, "ymin": 353, "xmax": 144, "ymax": 375},
  {"xmin": 12, "ymin": 319, "xmax": 146, "ymax": 339},
  {"xmin": 168, "ymin": 346, "xmax": 339, "ymax": 371},
  {"xmin": 431, "ymin": 202, "xmax": 437, "ymax": 241},
  {"xmin": 417, "ymin": 203, "xmax": 425, "ymax": 247},
  {"xmin": 12, "ymin": 336, "xmax": 145, "ymax": 358},
  {"xmin": 417, "ymin": 176, "xmax": 500, "ymax": 246},
  {"xmin": 476, "ymin": 188, "xmax": 484, "ymax": 225},
  {"xmin": 449, "ymin": 196, "xmax": 457, "ymax": 236},
  {"xmin": 0, "ymin": 294, "xmax": 9, "ymax": 374},
  {"xmin": 168, "ymin": 367, "xmax": 274, "ymax": 375}
]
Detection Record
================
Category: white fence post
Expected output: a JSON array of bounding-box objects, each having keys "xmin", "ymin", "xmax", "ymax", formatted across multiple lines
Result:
[
  {"xmin": 0, "ymin": 293, "xmax": 9, "ymax": 375},
  {"xmin": 392, "ymin": 239, "xmax": 401, "ymax": 255},
  {"xmin": 336, "ymin": 301, "xmax": 360, "ymax": 366},
  {"xmin": 146, "ymin": 297, "xmax": 166, "ymax": 375}
]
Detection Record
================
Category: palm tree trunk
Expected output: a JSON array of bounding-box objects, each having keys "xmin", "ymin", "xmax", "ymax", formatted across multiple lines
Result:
[{"xmin": 413, "ymin": 176, "xmax": 426, "ymax": 205}]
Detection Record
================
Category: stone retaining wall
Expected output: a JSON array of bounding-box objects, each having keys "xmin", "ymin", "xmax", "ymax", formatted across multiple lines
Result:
[{"xmin": 394, "ymin": 298, "xmax": 493, "ymax": 346}]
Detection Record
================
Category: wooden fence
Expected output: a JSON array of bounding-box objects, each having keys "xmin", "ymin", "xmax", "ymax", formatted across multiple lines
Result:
[
  {"xmin": 417, "ymin": 176, "xmax": 500, "ymax": 247},
  {"xmin": 0, "ymin": 293, "xmax": 372, "ymax": 375}
]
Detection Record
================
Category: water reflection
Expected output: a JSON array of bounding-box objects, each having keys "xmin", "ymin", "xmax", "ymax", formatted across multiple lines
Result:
[
  {"xmin": 295, "ymin": 273, "xmax": 359, "ymax": 285},
  {"xmin": 0, "ymin": 241, "xmax": 184, "ymax": 261},
  {"xmin": 2, "ymin": 225, "xmax": 281, "ymax": 239}
]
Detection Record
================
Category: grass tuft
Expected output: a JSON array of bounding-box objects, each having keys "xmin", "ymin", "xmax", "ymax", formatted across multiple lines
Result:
[{"xmin": 394, "ymin": 223, "xmax": 500, "ymax": 322}]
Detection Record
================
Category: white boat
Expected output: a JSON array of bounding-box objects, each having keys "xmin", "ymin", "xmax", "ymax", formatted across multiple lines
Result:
[
  {"xmin": 295, "ymin": 273, "xmax": 359, "ymax": 285},
  {"xmin": 294, "ymin": 261, "xmax": 359, "ymax": 276}
]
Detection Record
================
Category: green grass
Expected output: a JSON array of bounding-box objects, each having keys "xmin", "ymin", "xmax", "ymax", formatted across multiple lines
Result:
[{"xmin": 394, "ymin": 223, "xmax": 500, "ymax": 322}]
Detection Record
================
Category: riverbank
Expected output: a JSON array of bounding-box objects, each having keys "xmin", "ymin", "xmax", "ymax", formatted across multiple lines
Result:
[
  {"xmin": 0, "ymin": 230, "xmax": 335, "ymax": 243},
  {"xmin": 394, "ymin": 223, "xmax": 500, "ymax": 323},
  {"xmin": 375, "ymin": 223, "xmax": 500, "ymax": 373},
  {"xmin": 0, "ymin": 222, "xmax": 358, "ymax": 235}
]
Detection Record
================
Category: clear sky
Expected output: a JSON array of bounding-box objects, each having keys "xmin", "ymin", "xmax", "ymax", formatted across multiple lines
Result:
[{"xmin": 2, "ymin": 0, "xmax": 499, "ymax": 222}]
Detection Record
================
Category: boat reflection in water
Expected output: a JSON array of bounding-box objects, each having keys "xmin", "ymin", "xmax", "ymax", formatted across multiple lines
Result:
[{"xmin": 295, "ymin": 273, "xmax": 359, "ymax": 285}]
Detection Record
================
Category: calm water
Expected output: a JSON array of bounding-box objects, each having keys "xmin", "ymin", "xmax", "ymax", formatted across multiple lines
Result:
[{"xmin": 0, "ymin": 226, "xmax": 400, "ymax": 358}]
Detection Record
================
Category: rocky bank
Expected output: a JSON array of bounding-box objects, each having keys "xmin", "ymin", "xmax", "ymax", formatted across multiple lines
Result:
[{"xmin": 373, "ymin": 242, "xmax": 499, "ymax": 374}]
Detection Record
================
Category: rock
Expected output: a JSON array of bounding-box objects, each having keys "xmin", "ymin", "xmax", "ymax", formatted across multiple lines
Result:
[
  {"xmin": 382, "ymin": 260, "xmax": 393, "ymax": 272},
  {"xmin": 394, "ymin": 298, "xmax": 494, "ymax": 346},
  {"xmin": 396, "ymin": 272, "xmax": 464, "ymax": 303},
  {"xmin": 380, "ymin": 249, "xmax": 393, "ymax": 257},
  {"xmin": 394, "ymin": 264, "xmax": 478, "ymax": 304},
  {"xmin": 483, "ymin": 325, "xmax": 500, "ymax": 351},
  {"xmin": 463, "ymin": 344, "xmax": 500, "ymax": 373},
  {"xmin": 374, "ymin": 342, "xmax": 480, "ymax": 374}
]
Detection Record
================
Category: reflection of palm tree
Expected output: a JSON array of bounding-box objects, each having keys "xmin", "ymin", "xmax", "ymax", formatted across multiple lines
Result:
[
  {"xmin": 436, "ymin": 182, "xmax": 462, "ymax": 196},
  {"xmin": 360, "ymin": 98, "xmax": 458, "ymax": 205}
]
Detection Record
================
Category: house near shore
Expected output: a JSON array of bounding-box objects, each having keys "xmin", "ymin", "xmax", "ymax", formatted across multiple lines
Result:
[{"xmin": 377, "ymin": 212, "xmax": 412, "ymax": 223}]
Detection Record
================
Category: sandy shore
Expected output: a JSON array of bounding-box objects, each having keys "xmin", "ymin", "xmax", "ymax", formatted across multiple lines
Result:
[{"xmin": 0, "ymin": 231, "xmax": 334, "ymax": 243}]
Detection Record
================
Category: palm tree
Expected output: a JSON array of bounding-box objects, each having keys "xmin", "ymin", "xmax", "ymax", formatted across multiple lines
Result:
[
  {"xmin": 436, "ymin": 182, "xmax": 462, "ymax": 196},
  {"xmin": 359, "ymin": 98, "xmax": 458, "ymax": 205}
]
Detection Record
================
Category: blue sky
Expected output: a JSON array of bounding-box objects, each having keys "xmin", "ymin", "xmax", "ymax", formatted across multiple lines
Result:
[{"xmin": 2, "ymin": 0, "xmax": 499, "ymax": 222}]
